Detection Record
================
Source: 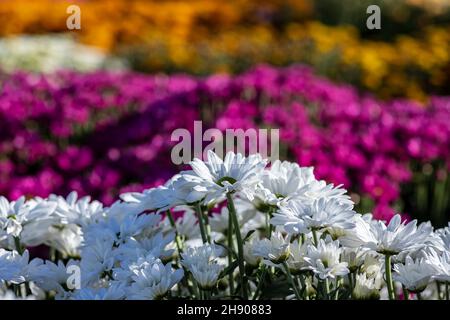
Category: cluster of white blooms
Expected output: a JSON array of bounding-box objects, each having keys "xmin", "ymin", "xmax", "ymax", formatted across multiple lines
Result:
[
  {"xmin": 0, "ymin": 35, "xmax": 126, "ymax": 73},
  {"xmin": 1, "ymin": 151, "xmax": 450, "ymax": 300}
]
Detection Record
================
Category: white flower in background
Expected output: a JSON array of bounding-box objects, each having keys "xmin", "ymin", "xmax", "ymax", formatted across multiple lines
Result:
[
  {"xmin": 163, "ymin": 207, "xmax": 200, "ymax": 240},
  {"xmin": 341, "ymin": 247, "xmax": 368, "ymax": 273},
  {"xmin": 69, "ymin": 283, "xmax": 127, "ymax": 300},
  {"xmin": 186, "ymin": 151, "xmax": 268, "ymax": 203},
  {"xmin": 0, "ymin": 282, "xmax": 37, "ymax": 300},
  {"xmin": 340, "ymin": 214, "xmax": 433, "ymax": 255},
  {"xmin": 114, "ymin": 232, "xmax": 175, "ymax": 265},
  {"xmin": 49, "ymin": 191, "xmax": 104, "ymax": 227},
  {"xmin": 120, "ymin": 186, "xmax": 173, "ymax": 213},
  {"xmin": 181, "ymin": 244, "xmax": 224, "ymax": 290},
  {"xmin": 45, "ymin": 224, "xmax": 83, "ymax": 258},
  {"xmin": 252, "ymin": 161, "xmax": 315, "ymax": 207},
  {"xmin": 0, "ymin": 35, "xmax": 126, "ymax": 73},
  {"xmin": 0, "ymin": 249, "xmax": 42, "ymax": 284},
  {"xmin": 209, "ymin": 204, "xmax": 263, "ymax": 240},
  {"xmin": 352, "ymin": 274, "xmax": 380, "ymax": 300},
  {"xmin": 360, "ymin": 254, "xmax": 383, "ymax": 284},
  {"xmin": 436, "ymin": 223, "xmax": 450, "ymax": 252},
  {"xmin": 271, "ymin": 198, "xmax": 356, "ymax": 235},
  {"xmin": 30, "ymin": 259, "xmax": 79, "ymax": 294},
  {"xmin": 243, "ymin": 236, "xmax": 262, "ymax": 267},
  {"xmin": 291, "ymin": 180, "xmax": 353, "ymax": 206},
  {"xmin": 79, "ymin": 238, "xmax": 116, "ymax": 286},
  {"xmin": 393, "ymin": 255, "xmax": 438, "ymax": 293},
  {"xmin": 121, "ymin": 174, "xmax": 208, "ymax": 212},
  {"xmin": 286, "ymin": 239, "xmax": 310, "ymax": 273},
  {"xmin": 423, "ymin": 248, "xmax": 450, "ymax": 282},
  {"xmin": 0, "ymin": 196, "xmax": 57, "ymax": 248},
  {"xmin": 304, "ymin": 239, "xmax": 349, "ymax": 279},
  {"xmin": 253, "ymin": 231, "xmax": 290, "ymax": 264},
  {"xmin": 126, "ymin": 255, "xmax": 183, "ymax": 300}
]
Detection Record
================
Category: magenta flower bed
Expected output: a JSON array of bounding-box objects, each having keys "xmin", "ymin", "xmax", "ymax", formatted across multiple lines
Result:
[{"xmin": 0, "ymin": 65, "xmax": 449, "ymax": 224}]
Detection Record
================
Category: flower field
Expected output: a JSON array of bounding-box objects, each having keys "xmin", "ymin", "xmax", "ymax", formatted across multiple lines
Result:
[{"xmin": 0, "ymin": 0, "xmax": 449, "ymax": 301}]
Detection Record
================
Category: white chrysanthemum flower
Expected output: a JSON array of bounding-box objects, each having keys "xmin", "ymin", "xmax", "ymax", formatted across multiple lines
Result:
[
  {"xmin": 209, "ymin": 204, "xmax": 263, "ymax": 241},
  {"xmin": 243, "ymin": 236, "xmax": 262, "ymax": 267},
  {"xmin": 114, "ymin": 233, "xmax": 175, "ymax": 265},
  {"xmin": 69, "ymin": 283, "xmax": 126, "ymax": 300},
  {"xmin": 0, "ymin": 249, "xmax": 42, "ymax": 284},
  {"xmin": 181, "ymin": 244, "xmax": 224, "ymax": 290},
  {"xmin": 341, "ymin": 247, "xmax": 368, "ymax": 273},
  {"xmin": 252, "ymin": 161, "xmax": 316, "ymax": 207},
  {"xmin": 393, "ymin": 255, "xmax": 438, "ymax": 293},
  {"xmin": 126, "ymin": 255, "xmax": 183, "ymax": 300},
  {"xmin": 291, "ymin": 179, "xmax": 353, "ymax": 206},
  {"xmin": 49, "ymin": 191, "xmax": 105, "ymax": 227},
  {"xmin": 286, "ymin": 239, "xmax": 310, "ymax": 273},
  {"xmin": 160, "ymin": 206, "xmax": 200, "ymax": 240},
  {"xmin": 271, "ymin": 198, "xmax": 356, "ymax": 235},
  {"xmin": 79, "ymin": 238, "xmax": 116, "ymax": 286},
  {"xmin": 304, "ymin": 239, "xmax": 349, "ymax": 279},
  {"xmin": 186, "ymin": 150, "xmax": 268, "ymax": 203},
  {"xmin": 340, "ymin": 214, "xmax": 433, "ymax": 255},
  {"xmin": 436, "ymin": 223, "xmax": 450, "ymax": 252},
  {"xmin": 253, "ymin": 231, "xmax": 290, "ymax": 264},
  {"xmin": 45, "ymin": 224, "xmax": 83, "ymax": 258},
  {"xmin": 423, "ymin": 248, "xmax": 450, "ymax": 283},
  {"xmin": 121, "ymin": 174, "xmax": 208, "ymax": 213},
  {"xmin": 360, "ymin": 254, "xmax": 383, "ymax": 284},
  {"xmin": 352, "ymin": 274, "xmax": 380, "ymax": 300},
  {"xmin": 30, "ymin": 259, "xmax": 79, "ymax": 294},
  {"xmin": 0, "ymin": 196, "xmax": 57, "ymax": 248}
]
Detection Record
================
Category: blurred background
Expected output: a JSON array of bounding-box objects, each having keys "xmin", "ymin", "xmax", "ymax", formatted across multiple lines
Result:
[{"xmin": 0, "ymin": 0, "xmax": 449, "ymax": 226}]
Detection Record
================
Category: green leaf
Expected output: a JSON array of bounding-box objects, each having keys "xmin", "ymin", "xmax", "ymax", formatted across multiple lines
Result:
[
  {"xmin": 220, "ymin": 260, "xmax": 239, "ymax": 279},
  {"xmin": 214, "ymin": 240, "xmax": 237, "ymax": 259},
  {"xmin": 243, "ymin": 230, "xmax": 256, "ymax": 243}
]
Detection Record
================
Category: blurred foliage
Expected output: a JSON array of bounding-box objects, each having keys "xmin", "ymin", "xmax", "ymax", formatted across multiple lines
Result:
[{"xmin": 313, "ymin": 0, "xmax": 450, "ymax": 40}]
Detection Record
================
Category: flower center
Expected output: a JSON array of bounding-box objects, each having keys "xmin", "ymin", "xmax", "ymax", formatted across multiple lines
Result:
[{"xmin": 216, "ymin": 176, "xmax": 237, "ymax": 187}]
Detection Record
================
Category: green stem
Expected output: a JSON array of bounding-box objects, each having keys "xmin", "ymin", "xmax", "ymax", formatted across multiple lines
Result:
[
  {"xmin": 402, "ymin": 286, "xmax": 409, "ymax": 300},
  {"xmin": 14, "ymin": 236, "xmax": 23, "ymax": 255},
  {"xmin": 166, "ymin": 210, "xmax": 197, "ymax": 297},
  {"xmin": 437, "ymin": 281, "xmax": 442, "ymax": 300},
  {"xmin": 166, "ymin": 210, "xmax": 184, "ymax": 253},
  {"xmin": 227, "ymin": 220, "xmax": 235, "ymax": 295},
  {"xmin": 384, "ymin": 254, "xmax": 395, "ymax": 300},
  {"xmin": 194, "ymin": 202, "xmax": 209, "ymax": 244},
  {"xmin": 324, "ymin": 278, "xmax": 331, "ymax": 300},
  {"xmin": 334, "ymin": 277, "xmax": 340, "ymax": 300},
  {"xmin": 202, "ymin": 207, "xmax": 212, "ymax": 243},
  {"xmin": 446, "ymin": 283, "xmax": 449, "ymax": 300},
  {"xmin": 252, "ymin": 266, "xmax": 267, "ymax": 300},
  {"xmin": 298, "ymin": 274, "xmax": 309, "ymax": 300},
  {"xmin": 226, "ymin": 193, "xmax": 248, "ymax": 299},
  {"xmin": 283, "ymin": 262, "xmax": 302, "ymax": 300},
  {"xmin": 312, "ymin": 230, "xmax": 319, "ymax": 246},
  {"xmin": 348, "ymin": 273, "xmax": 354, "ymax": 292}
]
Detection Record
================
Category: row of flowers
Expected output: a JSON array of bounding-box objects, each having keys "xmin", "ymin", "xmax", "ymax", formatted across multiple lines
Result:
[
  {"xmin": 121, "ymin": 22, "xmax": 450, "ymax": 101},
  {"xmin": 1, "ymin": 1, "xmax": 450, "ymax": 99},
  {"xmin": 0, "ymin": 65, "xmax": 449, "ymax": 224},
  {"xmin": 0, "ymin": 35, "xmax": 127, "ymax": 73},
  {"xmin": 1, "ymin": 151, "xmax": 449, "ymax": 300}
]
